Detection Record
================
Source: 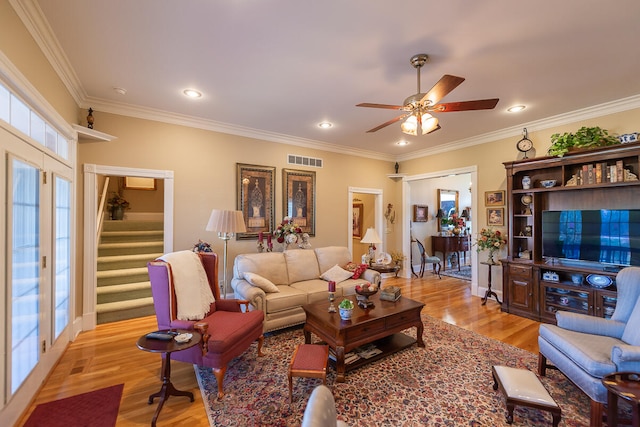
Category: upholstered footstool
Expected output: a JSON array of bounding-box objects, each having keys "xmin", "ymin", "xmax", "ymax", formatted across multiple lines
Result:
[
  {"xmin": 492, "ymin": 365, "xmax": 561, "ymax": 426},
  {"xmin": 288, "ymin": 344, "xmax": 330, "ymax": 403}
]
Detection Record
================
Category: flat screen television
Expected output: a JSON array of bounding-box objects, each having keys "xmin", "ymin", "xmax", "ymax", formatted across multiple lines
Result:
[{"xmin": 541, "ymin": 209, "xmax": 640, "ymax": 267}]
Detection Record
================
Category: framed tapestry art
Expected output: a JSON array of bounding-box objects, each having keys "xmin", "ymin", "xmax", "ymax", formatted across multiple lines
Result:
[
  {"xmin": 282, "ymin": 169, "xmax": 316, "ymax": 236},
  {"xmin": 236, "ymin": 163, "xmax": 276, "ymax": 240}
]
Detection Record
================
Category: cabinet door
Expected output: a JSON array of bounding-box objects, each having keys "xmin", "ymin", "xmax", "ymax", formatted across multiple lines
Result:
[
  {"xmin": 508, "ymin": 278, "xmax": 534, "ymax": 313},
  {"xmin": 594, "ymin": 291, "xmax": 617, "ymax": 319}
]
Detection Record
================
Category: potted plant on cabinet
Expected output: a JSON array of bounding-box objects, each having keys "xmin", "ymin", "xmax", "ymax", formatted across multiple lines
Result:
[{"xmin": 547, "ymin": 126, "xmax": 619, "ymax": 157}]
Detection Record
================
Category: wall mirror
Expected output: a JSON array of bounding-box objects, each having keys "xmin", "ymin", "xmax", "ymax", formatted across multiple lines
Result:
[{"xmin": 437, "ymin": 189, "xmax": 459, "ymax": 231}]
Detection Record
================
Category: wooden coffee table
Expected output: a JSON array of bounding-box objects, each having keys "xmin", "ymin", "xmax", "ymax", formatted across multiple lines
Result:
[{"xmin": 302, "ymin": 294, "xmax": 424, "ymax": 382}]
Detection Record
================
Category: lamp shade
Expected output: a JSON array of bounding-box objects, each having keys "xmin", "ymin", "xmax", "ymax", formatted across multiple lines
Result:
[
  {"xmin": 461, "ymin": 209, "xmax": 470, "ymax": 220},
  {"xmin": 360, "ymin": 227, "xmax": 382, "ymax": 244},
  {"xmin": 206, "ymin": 209, "xmax": 247, "ymax": 233},
  {"xmin": 436, "ymin": 209, "xmax": 445, "ymax": 219}
]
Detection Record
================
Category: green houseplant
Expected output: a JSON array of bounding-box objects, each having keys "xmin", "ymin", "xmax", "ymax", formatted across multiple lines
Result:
[
  {"xmin": 338, "ymin": 298, "xmax": 354, "ymax": 320},
  {"xmin": 547, "ymin": 126, "xmax": 619, "ymax": 157}
]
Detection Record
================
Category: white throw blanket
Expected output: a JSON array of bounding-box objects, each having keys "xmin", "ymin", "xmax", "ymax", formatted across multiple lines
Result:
[{"xmin": 159, "ymin": 250, "xmax": 215, "ymax": 320}]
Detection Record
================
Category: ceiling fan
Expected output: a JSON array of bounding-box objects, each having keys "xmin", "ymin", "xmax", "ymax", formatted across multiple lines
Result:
[{"xmin": 357, "ymin": 54, "xmax": 499, "ymax": 135}]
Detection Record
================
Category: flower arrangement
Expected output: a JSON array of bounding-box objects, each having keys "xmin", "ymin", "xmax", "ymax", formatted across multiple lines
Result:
[
  {"xmin": 193, "ymin": 239, "xmax": 213, "ymax": 253},
  {"xmin": 389, "ymin": 250, "xmax": 406, "ymax": 265},
  {"xmin": 106, "ymin": 192, "xmax": 130, "ymax": 210},
  {"xmin": 273, "ymin": 216, "xmax": 303, "ymax": 244},
  {"xmin": 474, "ymin": 228, "xmax": 507, "ymax": 263},
  {"xmin": 450, "ymin": 213, "xmax": 465, "ymax": 228}
]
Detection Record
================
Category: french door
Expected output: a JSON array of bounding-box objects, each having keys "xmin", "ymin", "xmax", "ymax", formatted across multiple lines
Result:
[{"xmin": 2, "ymin": 129, "xmax": 73, "ymax": 417}]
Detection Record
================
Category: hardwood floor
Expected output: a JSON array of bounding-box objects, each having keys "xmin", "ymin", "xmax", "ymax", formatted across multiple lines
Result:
[{"xmin": 16, "ymin": 273, "xmax": 541, "ymax": 426}]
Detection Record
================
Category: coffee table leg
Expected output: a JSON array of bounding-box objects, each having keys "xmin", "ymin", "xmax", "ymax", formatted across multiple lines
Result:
[
  {"xmin": 416, "ymin": 322, "xmax": 425, "ymax": 347},
  {"xmin": 336, "ymin": 346, "xmax": 346, "ymax": 383},
  {"xmin": 304, "ymin": 328, "xmax": 311, "ymax": 344}
]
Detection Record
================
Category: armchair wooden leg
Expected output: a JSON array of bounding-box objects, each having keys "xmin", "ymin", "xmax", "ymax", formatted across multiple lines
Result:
[
  {"xmin": 257, "ymin": 335, "xmax": 265, "ymax": 357},
  {"xmin": 538, "ymin": 353, "xmax": 547, "ymax": 376},
  {"xmin": 590, "ymin": 400, "xmax": 603, "ymax": 427},
  {"xmin": 213, "ymin": 366, "xmax": 227, "ymax": 400}
]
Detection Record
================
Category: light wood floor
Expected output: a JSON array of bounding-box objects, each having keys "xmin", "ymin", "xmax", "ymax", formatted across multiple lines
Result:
[{"xmin": 16, "ymin": 273, "xmax": 541, "ymax": 426}]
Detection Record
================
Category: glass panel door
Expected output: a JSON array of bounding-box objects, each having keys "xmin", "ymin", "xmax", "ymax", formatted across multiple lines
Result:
[
  {"xmin": 8, "ymin": 157, "xmax": 40, "ymax": 394},
  {"xmin": 53, "ymin": 176, "xmax": 71, "ymax": 339}
]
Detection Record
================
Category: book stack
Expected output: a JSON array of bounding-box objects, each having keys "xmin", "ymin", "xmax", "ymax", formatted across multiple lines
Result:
[{"xmin": 380, "ymin": 285, "xmax": 401, "ymax": 302}]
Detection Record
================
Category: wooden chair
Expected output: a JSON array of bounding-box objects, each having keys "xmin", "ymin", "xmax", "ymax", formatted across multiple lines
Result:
[
  {"xmin": 412, "ymin": 238, "xmax": 441, "ymax": 279},
  {"xmin": 147, "ymin": 251, "xmax": 265, "ymax": 399}
]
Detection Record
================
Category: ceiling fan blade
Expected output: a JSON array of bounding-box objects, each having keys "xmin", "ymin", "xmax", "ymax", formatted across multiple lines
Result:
[
  {"xmin": 420, "ymin": 75, "xmax": 465, "ymax": 106},
  {"xmin": 432, "ymin": 98, "xmax": 499, "ymax": 112},
  {"xmin": 356, "ymin": 103, "xmax": 404, "ymax": 110},
  {"xmin": 365, "ymin": 114, "xmax": 407, "ymax": 133}
]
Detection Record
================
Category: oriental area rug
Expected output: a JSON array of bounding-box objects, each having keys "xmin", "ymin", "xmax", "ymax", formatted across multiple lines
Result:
[
  {"xmin": 23, "ymin": 383, "xmax": 123, "ymax": 427},
  {"xmin": 195, "ymin": 316, "xmax": 592, "ymax": 426},
  {"xmin": 440, "ymin": 265, "xmax": 472, "ymax": 281}
]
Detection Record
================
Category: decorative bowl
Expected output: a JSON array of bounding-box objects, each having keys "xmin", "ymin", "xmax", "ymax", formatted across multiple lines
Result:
[
  {"xmin": 355, "ymin": 286, "xmax": 378, "ymax": 309},
  {"xmin": 540, "ymin": 179, "xmax": 557, "ymax": 188}
]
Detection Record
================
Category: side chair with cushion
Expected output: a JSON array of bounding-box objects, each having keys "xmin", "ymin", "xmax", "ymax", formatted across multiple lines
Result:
[
  {"xmin": 147, "ymin": 251, "xmax": 265, "ymax": 399},
  {"xmin": 538, "ymin": 266, "xmax": 640, "ymax": 427},
  {"xmin": 413, "ymin": 238, "xmax": 441, "ymax": 279}
]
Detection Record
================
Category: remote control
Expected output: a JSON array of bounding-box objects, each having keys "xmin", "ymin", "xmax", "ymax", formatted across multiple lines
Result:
[{"xmin": 146, "ymin": 332, "xmax": 175, "ymax": 341}]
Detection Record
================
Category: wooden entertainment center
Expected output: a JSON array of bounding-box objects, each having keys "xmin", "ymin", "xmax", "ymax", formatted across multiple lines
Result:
[{"xmin": 501, "ymin": 142, "xmax": 640, "ymax": 322}]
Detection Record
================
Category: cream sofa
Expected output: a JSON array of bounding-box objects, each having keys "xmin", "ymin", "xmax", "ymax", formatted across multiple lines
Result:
[{"xmin": 231, "ymin": 246, "xmax": 381, "ymax": 332}]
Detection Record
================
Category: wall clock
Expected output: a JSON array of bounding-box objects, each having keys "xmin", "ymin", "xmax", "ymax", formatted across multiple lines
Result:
[{"xmin": 517, "ymin": 128, "xmax": 533, "ymax": 158}]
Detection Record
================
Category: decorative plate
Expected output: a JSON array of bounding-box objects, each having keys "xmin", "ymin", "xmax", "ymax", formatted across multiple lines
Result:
[
  {"xmin": 174, "ymin": 333, "xmax": 192, "ymax": 343},
  {"xmin": 521, "ymin": 195, "xmax": 533, "ymax": 206},
  {"xmin": 586, "ymin": 274, "xmax": 613, "ymax": 288},
  {"xmin": 376, "ymin": 252, "xmax": 392, "ymax": 265},
  {"xmin": 555, "ymin": 288, "xmax": 571, "ymax": 294}
]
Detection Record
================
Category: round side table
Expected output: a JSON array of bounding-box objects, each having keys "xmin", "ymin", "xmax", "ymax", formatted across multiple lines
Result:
[
  {"xmin": 602, "ymin": 371, "xmax": 640, "ymax": 427},
  {"xmin": 137, "ymin": 329, "xmax": 202, "ymax": 427}
]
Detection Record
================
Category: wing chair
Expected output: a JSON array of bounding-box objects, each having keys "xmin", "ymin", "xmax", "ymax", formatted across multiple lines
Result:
[
  {"xmin": 301, "ymin": 385, "xmax": 348, "ymax": 427},
  {"xmin": 148, "ymin": 251, "xmax": 264, "ymax": 399},
  {"xmin": 538, "ymin": 266, "xmax": 640, "ymax": 427}
]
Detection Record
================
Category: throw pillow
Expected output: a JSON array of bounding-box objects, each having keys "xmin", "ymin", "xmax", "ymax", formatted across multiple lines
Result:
[
  {"xmin": 352, "ymin": 263, "xmax": 368, "ymax": 279},
  {"xmin": 320, "ymin": 264, "xmax": 354, "ymax": 283},
  {"xmin": 244, "ymin": 272, "xmax": 280, "ymax": 293}
]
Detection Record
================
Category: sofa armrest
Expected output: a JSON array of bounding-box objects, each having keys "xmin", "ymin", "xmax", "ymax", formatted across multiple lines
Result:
[
  {"xmin": 556, "ymin": 311, "xmax": 626, "ymax": 338},
  {"xmin": 362, "ymin": 269, "xmax": 381, "ymax": 286},
  {"xmin": 612, "ymin": 344, "xmax": 640, "ymax": 372},
  {"xmin": 231, "ymin": 279, "xmax": 267, "ymax": 312}
]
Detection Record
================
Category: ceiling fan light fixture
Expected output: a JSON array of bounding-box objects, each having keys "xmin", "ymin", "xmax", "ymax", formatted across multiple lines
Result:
[
  {"xmin": 420, "ymin": 113, "xmax": 439, "ymax": 134},
  {"xmin": 401, "ymin": 115, "xmax": 419, "ymax": 136},
  {"xmin": 401, "ymin": 113, "xmax": 439, "ymax": 136}
]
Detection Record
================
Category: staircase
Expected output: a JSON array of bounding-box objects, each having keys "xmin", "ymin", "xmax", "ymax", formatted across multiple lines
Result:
[{"xmin": 96, "ymin": 219, "xmax": 164, "ymax": 324}]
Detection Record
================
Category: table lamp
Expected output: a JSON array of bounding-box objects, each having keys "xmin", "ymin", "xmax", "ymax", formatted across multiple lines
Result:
[
  {"xmin": 360, "ymin": 227, "xmax": 382, "ymax": 265},
  {"xmin": 206, "ymin": 209, "xmax": 246, "ymax": 298}
]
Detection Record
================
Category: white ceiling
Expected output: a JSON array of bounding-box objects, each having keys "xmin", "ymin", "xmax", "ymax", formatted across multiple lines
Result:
[{"xmin": 20, "ymin": 0, "xmax": 640, "ymax": 160}]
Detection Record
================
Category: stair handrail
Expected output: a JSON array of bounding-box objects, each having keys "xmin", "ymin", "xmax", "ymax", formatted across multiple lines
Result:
[{"xmin": 97, "ymin": 176, "xmax": 110, "ymax": 238}]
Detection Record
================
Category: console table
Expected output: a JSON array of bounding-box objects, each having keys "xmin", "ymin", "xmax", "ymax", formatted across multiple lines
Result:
[{"xmin": 431, "ymin": 235, "xmax": 470, "ymax": 271}]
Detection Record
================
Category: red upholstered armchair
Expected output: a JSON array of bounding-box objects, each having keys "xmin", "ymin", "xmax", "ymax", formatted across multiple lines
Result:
[{"xmin": 147, "ymin": 252, "xmax": 264, "ymax": 399}]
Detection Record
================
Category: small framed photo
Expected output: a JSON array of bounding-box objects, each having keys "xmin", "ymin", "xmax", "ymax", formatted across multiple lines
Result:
[
  {"xmin": 413, "ymin": 204, "xmax": 428, "ymax": 222},
  {"xmin": 487, "ymin": 208, "xmax": 504, "ymax": 226},
  {"xmin": 485, "ymin": 190, "xmax": 505, "ymax": 206}
]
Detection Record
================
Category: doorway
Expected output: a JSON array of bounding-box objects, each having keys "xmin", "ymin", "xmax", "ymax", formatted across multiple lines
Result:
[
  {"xmin": 82, "ymin": 164, "xmax": 174, "ymax": 330},
  {"xmin": 347, "ymin": 187, "xmax": 384, "ymax": 261}
]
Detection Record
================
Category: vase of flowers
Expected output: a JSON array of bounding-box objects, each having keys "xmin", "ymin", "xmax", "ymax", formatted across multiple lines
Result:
[
  {"xmin": 273, "ymin": 217, "xmax": 303, "ymax": 250},
  {"xmin": 474, "ymin": 227, "xmax": 507, "ymax": 264},
  {"xmin": 106, "ymin": 192, "xmax": 130, "ymax": 220}
]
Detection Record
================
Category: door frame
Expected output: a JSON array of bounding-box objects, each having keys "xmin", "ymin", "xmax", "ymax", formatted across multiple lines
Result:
[
  {"xmin": 347, "ymin": 187, "xmax": 384, "ymax": 258},
  {"xmin": 82, "ymin": 164, "xmax": 174, "ymax": 330}
]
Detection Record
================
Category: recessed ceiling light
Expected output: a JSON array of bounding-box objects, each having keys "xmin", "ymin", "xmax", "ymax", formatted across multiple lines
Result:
[
  {"xmin": 507, "ymin": 105, "xmax": 526, "ymax": 113},
  {"xmin": 113, "ymin": 87, "xmax": 127, "ymax": 95},
  {"xmin": 183, "ymin": 89, "xmax": 202, "ymax": 98},
  {"xmin": 318, "ymin": 122, "xmax": 333, "ymax": 129},
  {"xmin": 396, "ymin": 140, "xmax": 409, "ymax": 146}
]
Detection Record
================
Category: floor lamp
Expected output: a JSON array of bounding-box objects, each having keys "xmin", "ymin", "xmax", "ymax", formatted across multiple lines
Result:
[{"xmin": 206, "ymin": 209, "xmax": 246, "ymax": 298}]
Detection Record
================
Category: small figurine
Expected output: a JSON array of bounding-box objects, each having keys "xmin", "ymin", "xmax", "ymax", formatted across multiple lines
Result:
[
  {"xmin": 394, "ymin": 162, "xmax": 399, "ymax": 174},
  {"xmin": 87, "ymin": 107, "xmax": 94, "ymax": 129}
]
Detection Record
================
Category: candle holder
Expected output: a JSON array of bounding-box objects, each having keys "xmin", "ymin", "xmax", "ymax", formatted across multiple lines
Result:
[
  {"xmin": 328, "ymin": 292, "xmax": 337, "ymax": 313},
  {"xmin": 257, "ymin": 241, "xmax": 264, "ymax": 253}
]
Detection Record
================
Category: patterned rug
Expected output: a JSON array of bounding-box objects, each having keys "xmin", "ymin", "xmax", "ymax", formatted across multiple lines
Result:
[
  {"xmin": 195, "ymin": 316, "xmax": 591, "ymax": 426},
  {"xmin": 440, "ymin": 265, "xmax": 471, "ymax": 281}
]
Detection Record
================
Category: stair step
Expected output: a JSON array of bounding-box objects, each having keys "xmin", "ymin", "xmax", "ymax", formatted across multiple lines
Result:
[
  {"xmin": 97, "ymin": 267, "xmax": 149, "ymax": 286},
  {"xmin": 102, "ymin": 220, "xmax": 163, "ymax": 232},
  {"xmin": 97, "ymin": 253, "xmax": 163, "ymax": 271},
  {"xmin": 97, "ymin": 281, "xmax": 152, "ymax": 304},
  {"xmin": 96, "ymin": 297, "xmax": 155, "ymax": 324},
  {"xmin": 98, "ymin": 241, "xmax": 164, "ymax": 257},
  {"xmin": 100, "ymin": 230, "xmax": 164, "ymax": 243}
]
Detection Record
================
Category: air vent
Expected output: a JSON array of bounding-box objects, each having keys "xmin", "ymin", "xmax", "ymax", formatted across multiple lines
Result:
[{"xmin": 287, "ymin": 154, "xmax": 323, "ymax": 168}]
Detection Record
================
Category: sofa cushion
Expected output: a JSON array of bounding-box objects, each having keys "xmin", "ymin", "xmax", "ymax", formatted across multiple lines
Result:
[
  {"xmin": 291, "ymin": 279, "xmax": 337, "ymax": 304},
  {"xmin": 264, "ymin": 286, "xmax": 308, "ymax": 314},
  {"xmin": 244, "ymin": 272, "xmax": 280, "ymax": 293},
  {"xmin": 539, "ymin": 324, "xmax": 619, "ymax": 378},
  {"xmin": 622, "ymin": 297, "xmax": 640, "ymax": 345},
  {"xmin": 235, "ymin": 252, "xmax": 289, "ymax": 285},
  {"xmin": 315, "ymin": 246, "xmax": 352, "ymax": 274},
  {"xmin": 351, "ymin": 263, "xmax": 368, "ymax": 279},
  {"xmin": 320, "ymin": 264, "xmax": 354, "ymax": 283},
  {"xmin": 285, "ymin": 249, "xmax": 321, "ymax": 283}
]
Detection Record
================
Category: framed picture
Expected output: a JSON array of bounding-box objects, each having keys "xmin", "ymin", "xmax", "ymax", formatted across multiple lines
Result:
[
  {"xmin": 487, "ymin": 208, "xmax": 504, "ymax": 226},
  {"xmin": 353, "ymin": 203, "xmax": 364, "ymax": 239},
  {"xmin": 123, "ymin": 176, "xmax": 156, "ymax": 190},
  {"xmin": 236, "ymin": 163, "xmax": 276, "ymax": 240},
  {"xmin": 485, "ymin": 190, "xmax": 505, "ymax": 206},
  {"xmin": 282, "ymin": 169, "xmax": 316, "ymax": 236},
  {"xmin": 413, "ymin": 204, "xmax": 428, "ymax": 222}
]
